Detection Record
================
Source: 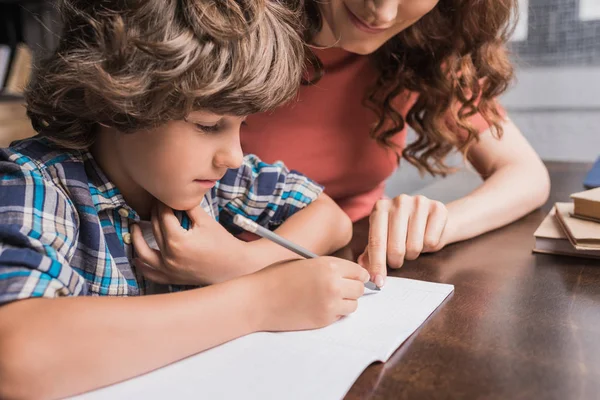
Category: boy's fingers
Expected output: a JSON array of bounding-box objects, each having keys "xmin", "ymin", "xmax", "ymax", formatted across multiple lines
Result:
[
  {"xmin": 340, "ymin": 279, "xmax": 365, "ymax": 300},
  {"xmin": 338, "ymin": 260, "xmax": 370, "ymax": 283},
  {"xmin": 186, "ymin": 203, "xmax": 212, "ymax": 226},
  {"xmin": 133, "ymin": 259, "xmax": 169, "ymax": 284},
  {"xmin": 336, "ymin": 299, "xmax": 359, "ymax": 316},
  {"xmin": 131, "ymin": 224, "xmax": 163, "ymax": 269},
  {"xmin": 150, "ymin": 204, "xmax": 166, "ymax": 251},
  {"xmin": 157, "ymin": 202, "xmax": 184, "ymax": 238}
]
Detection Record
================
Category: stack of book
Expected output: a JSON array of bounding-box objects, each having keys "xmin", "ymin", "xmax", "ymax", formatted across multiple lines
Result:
[{"xmin": 533, "ymin": 188, "xmax": 600, "ymax": 259}]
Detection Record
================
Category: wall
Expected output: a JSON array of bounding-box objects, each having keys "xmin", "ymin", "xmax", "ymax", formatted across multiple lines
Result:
[{"xmin": 386, "ymin": 0, "xmax": 600, "ymax": 196}]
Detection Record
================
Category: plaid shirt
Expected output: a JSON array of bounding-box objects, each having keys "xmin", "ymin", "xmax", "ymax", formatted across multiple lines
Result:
[{"xmin": 0, "ymin": 138, "xmax": 323, "ymax": 304}]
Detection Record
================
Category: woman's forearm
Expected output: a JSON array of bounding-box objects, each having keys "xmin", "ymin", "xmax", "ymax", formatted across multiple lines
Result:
[
  {"xmin": 0, "ymin": 278, "xmax": 262, "ymax": 400},
  {"xmin": 441, "ymin": 118, "xmax": 550, "ymax": 245},
  {"xmin": 444, "ymin": 160, "xmax": 550, "ymax": 244}
]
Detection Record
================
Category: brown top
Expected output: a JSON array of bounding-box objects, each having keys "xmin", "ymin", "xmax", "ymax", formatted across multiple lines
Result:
[{"xmin": 242, "ymin": 47, "xmax": 499, "ymax": 222}]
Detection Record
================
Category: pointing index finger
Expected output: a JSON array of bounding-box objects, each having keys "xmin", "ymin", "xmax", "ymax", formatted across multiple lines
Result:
[{"xmin": 367, "ymin": 200, "xmax": 390, "ymax": 285}]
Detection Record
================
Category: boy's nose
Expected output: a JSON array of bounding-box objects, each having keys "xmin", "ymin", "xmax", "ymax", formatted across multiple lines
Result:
[{"xmin": 214, "ymin": 141, "xmax": 244, "ymax": 170}]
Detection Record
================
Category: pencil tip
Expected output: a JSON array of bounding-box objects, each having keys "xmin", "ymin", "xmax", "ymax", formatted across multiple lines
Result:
[{"xmin": 364, "ymin": 281, "xmax": 381, "ymax": 291}]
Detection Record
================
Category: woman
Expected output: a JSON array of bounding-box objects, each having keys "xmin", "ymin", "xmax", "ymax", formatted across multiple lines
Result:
[{"xmin": 242, "ymin": 0, "xmax": 550, "ymax": 287}]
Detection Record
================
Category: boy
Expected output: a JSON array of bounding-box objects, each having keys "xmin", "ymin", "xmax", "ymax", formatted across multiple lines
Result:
[{"xmin": 0, "ymin": 1, "xmax": 369, "ymax": 398}]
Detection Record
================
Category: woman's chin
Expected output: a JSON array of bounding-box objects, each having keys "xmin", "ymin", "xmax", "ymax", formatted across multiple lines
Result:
[
  {"xmin": 341, "ymin": 42, "xmax": 379, "ymax": 55},
  {"xmin": 337, "ymin": 36, "xmax": 387, "ymax": 55}
]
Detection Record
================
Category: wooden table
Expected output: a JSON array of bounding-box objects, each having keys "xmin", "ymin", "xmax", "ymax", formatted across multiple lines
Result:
[{"xmin": 344, "ymin": 161, "xmax": 600, "ymax": 400}]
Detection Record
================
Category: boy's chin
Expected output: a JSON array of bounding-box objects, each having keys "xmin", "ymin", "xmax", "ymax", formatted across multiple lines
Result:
[{"xmin": 159, "ymin": 194, "xmax": 207, "ymax": 212}]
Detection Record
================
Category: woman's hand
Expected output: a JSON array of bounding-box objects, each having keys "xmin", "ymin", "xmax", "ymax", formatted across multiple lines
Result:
[
  {"xmin": 131, "ymin": 202, "xmax": 250, "ymax": 286},
  {"xmin": 357, "ymin": 195, "xmax": 450, "ymax": 288}
]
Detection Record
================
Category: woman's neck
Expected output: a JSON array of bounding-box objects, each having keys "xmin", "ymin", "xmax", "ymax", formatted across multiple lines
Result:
[
  {"xmin": 312, "ymin": 23, "xmax": 339, "ymax": 48},
  {"xmin": 90, "ymin": 127, "xmax": 153, "ymax": 220}
]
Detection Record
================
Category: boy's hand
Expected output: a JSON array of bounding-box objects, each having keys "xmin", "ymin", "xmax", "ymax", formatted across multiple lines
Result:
[
  {"xmin": 250, "ymin": 256, "xmax": 370, "ymax": 331},
  {"xmin": 131, "ymin": 202, "xmax": 248, "ymax": 286}
]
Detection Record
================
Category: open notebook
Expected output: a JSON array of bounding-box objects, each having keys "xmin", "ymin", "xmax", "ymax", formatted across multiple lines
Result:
[{"xmin": 74, "ymin": 278, "xmax": 454, "ymax": 400}]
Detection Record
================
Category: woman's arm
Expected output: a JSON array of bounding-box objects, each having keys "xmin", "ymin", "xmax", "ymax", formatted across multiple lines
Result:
[
  {"xmin": 358, "ymin": 118, "xmax": 550, "ymax": 286},
  {"xmin": 0, "ymin": 256, "xmax": 368, "ymax": 400},
  {"xmin": 443, "ymin": 117, "xmax": 550, "ymax": 243}
]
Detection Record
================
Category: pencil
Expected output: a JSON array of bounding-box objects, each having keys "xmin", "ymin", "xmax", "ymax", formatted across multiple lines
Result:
[{"xmin": 233, "ymin": 214, "xmax": 380, "ymax": 291}]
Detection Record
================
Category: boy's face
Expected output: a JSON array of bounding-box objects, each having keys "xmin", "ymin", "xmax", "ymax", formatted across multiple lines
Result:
[{"xmin": 113, "ymin": 111, "xmax": 245, "ymax": 211}]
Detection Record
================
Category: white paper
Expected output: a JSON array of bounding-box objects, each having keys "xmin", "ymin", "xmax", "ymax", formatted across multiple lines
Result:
[{"xmin": 73, "ymin": 277, "xmax": 453, "ymax": 400}]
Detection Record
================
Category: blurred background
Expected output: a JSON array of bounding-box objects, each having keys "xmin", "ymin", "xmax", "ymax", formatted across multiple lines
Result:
[
  {"xmin": 390, "ymin": 0, "xmax": 600, "ymax": 197},
  {"xmin": 1, "ymin": 0, "xmax": 599, "ymax": 195}
]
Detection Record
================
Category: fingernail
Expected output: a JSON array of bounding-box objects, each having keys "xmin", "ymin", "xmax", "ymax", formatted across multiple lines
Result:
[
  {"xmin": 363, "ymin": 273, "xmax": 370, "ymax": 283},
  {"xmin": 375, "ymin": 274, "xmax": 385, "ymax": 288}
]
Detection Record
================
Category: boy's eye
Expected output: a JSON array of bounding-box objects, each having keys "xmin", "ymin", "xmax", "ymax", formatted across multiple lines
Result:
[{"xmin": 194, "ymin": 123, "xmax": 221, "ymax": 134}]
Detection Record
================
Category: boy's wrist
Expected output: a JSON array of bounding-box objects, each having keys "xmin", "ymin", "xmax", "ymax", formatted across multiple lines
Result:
[
  {"xmin": 240, "ymin": 239, "xmax": 293, "ymax": 271},
  {"xmin": 238, "ymin": 271, "xmax": 271, "ymax": 332},
  {"xmin": 228, "ymin": 239, "xmax": 282, "ymax": 277}
]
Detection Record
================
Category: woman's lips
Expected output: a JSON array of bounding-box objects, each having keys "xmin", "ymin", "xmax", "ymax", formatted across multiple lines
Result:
[{"xmin": 344, "ymin": 4, "xmax": 391, "ymax": 34}]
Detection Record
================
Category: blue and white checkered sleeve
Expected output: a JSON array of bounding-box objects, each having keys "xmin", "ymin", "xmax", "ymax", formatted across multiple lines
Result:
[
  {"xmin": 0, "ymin": 152, "xmax": 86, "ymax": 305},
  {"xmin": 215, "ymin": 154, "xmax": 324, "ymax": 231}
]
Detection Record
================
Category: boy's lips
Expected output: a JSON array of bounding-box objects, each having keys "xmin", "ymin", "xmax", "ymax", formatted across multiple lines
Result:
[{"xmin": 194, "ymin": 179, "xmax": 220, "ymax": 188}]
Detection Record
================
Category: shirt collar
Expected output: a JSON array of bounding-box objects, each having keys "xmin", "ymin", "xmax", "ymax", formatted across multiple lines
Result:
[{"xmin": 81, "ymin": 151, "xmax": 140, "ymax": 221}]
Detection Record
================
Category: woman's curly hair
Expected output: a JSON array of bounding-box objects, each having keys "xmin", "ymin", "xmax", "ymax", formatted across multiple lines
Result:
[
  {"xmin": 25, "ymin": 0, "xmax": 305, "ymax": 150},
  {"xmin": 302, "ymin": 0, "xmax": 517, "ymax": 175}
]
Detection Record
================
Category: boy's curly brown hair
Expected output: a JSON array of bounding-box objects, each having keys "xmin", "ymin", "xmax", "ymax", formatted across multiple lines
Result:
[
  {"xmin": 302, "ymin": 0, "xmax": 517, "ymax": 175},
  {"xmin": 25, "ymin": 0, "xmax": 305, "ymax": 150}
]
